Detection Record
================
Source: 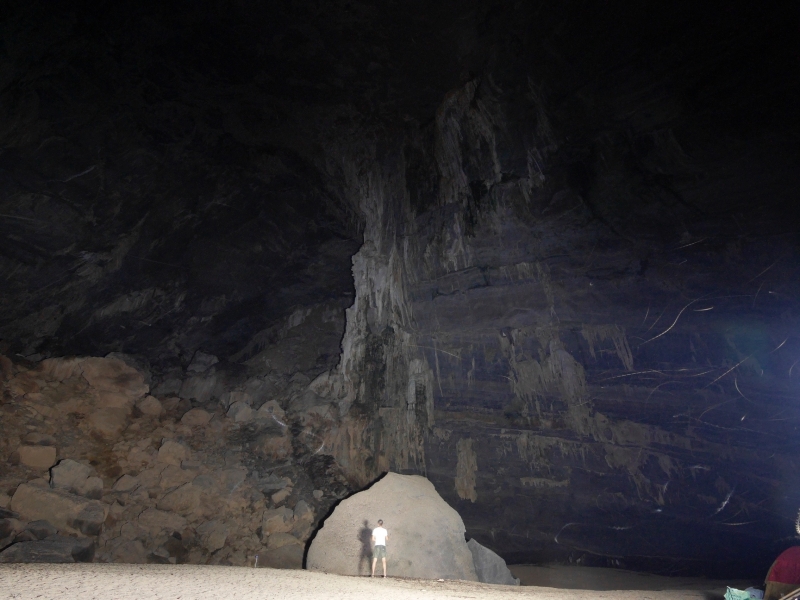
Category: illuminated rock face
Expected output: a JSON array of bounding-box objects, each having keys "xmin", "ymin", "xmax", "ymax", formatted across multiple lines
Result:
[
  {"xmin": 307, "ymin": 473, "xmax": 478, "ymax": 581},
  {"xmin": 0, "ymin": 0, "xmax": 799, "ymax": 578}
]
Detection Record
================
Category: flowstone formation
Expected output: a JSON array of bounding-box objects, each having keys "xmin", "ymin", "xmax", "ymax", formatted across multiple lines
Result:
[{"xmin": 307, "ymin": 473, "xmax": 478, "ymax": 580}]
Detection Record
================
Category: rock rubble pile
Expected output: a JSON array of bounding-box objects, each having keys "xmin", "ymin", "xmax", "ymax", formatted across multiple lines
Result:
[{"xmin": 0, "ymin": 354, "xmax": 349, "ymax": 567}]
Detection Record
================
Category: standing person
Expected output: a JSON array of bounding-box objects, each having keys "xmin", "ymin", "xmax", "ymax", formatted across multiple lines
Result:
[{"xmin": 371, "ymin": 519, "xmax": 388, "ymax": 578}]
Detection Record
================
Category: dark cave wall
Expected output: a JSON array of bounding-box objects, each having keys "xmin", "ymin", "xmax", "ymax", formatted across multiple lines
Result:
[
  {"xmin": 355, "ymin": 41, "xmax": 800, "ymax": 573},
  {"xmin": 0, "ymin": 1, "xmax": 361, "ymax": 364}
]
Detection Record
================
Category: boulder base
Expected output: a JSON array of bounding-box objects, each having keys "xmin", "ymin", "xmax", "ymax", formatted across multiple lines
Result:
[
  {"xmin": 259, "ymin": 544, "xmax": 303, "ymax": 569},
  {"xmin": 467, "ymin": 538, "xmax": 519, "ymax": 585},
  {"xmin": 18, "ymin": 446, "xmax": 57, "ymax": 470},
  {"xmin": 307, "ymin": 472, "xmax": 477, "ymax": 581},
  {"xmin": 0, "ymin": 536, "xmax": 94, "ymax": 563},
  {"xmin": 10, "ymin": 484, "xmax": 106, "ymax": 536}
]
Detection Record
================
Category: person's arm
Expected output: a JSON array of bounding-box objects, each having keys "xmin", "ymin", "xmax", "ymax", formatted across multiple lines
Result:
[{"xmin": 371, "ymin": 533, "xmax": 375, "ymax": 542}]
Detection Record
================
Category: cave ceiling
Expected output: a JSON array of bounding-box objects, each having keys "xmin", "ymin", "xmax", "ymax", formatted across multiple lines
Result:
[{"xmin": 1, "ymin": 0, "xmax": 800, "ymax": 577}]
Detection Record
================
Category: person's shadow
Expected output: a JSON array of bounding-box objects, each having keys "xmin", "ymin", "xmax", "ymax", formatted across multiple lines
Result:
[{"xmin": 358, "ymin": 520, "xmax": 372, "ymax": 576}]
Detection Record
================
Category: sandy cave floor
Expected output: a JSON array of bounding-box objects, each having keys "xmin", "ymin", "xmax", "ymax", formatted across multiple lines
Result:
[{"xmin": 0, "ymin": 564, "xmax": 757, "ymax": 600}]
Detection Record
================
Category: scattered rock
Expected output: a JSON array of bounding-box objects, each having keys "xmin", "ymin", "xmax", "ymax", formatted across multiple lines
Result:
[
  {"xmin": 261, "ymin": 507, "xmax": 294, "ymax": 537},
  {"xmin": 10, "ymin": 484, "xmax": 107, "ymax": 536},
  {"xmin": 307, "ymin": 472, "xmax": 478, "ymax": 581},
  {"xmin": 267, "ymin": 532, "xmax": 301, "ymax": 549},
  {"xmin": 157, "ymin": 440, "xmax": 189, "ymax": 466},
  {"xmin": 23, "ymin": 432, "xmax": 56, "ymax": 446},
  {"xmin": 180, "ymin": 408, "xmax": 212, "ymax": 427},
  {"xmin": 258, "ymin": 544, "xmax": 304, "ymax": 569},
  {"xmin": 50, "ymin": 459, "xmax": 92, "ymax": 493},
  {"xmin": 157, "ymin": 483, "xmax": 201, "ymax": 515},
  {"xmin": 312, "ymin": 489, "xmax": 324, "ymax": 500},
  {"xmin": 87, "ymin": 407, "xmax": 129, "ymax": 437},
  {"xmin": 0, "ymin": 518, "xmax": 24, "ymax": 547},
  {"xmin": 0, "ymin": 535, "xmax": 94, "ymax": 563},
  {"xmin": 18, "ymin": 445, "xmax": 57, "ymax": 470},
  {"xmin": 0, "ymin": 494, "xmax": 10, "ymax": 509},
  {"xmin": 136, "ymin": 395, "xmax": 163, "ymax": 416},
  {"xmin": 226, "ymin": 401, "xmax": 252, "ymax": 423},
  {"xmin": 256, "ymin": 400, "xmax": 286, "ymax": 422},
  {"xmin": 137, "ymin": 508, "xmax": 187, "ymax": 534},
  {"xmin": 293, "ymin": 500, "xmax": 314, "ymax": 523},
  {"xmin": 151, "ymin": 546, "xmax": 172, "ymax": 563},
  {"xmin": 161, "ymin": 397, "xmax": 181, "ymax": 411},
  {"xmin": 37, "ymin": 357, "xmax": 83, "ymax": 382},
  {"xmin": 112, "ymin": 474, "xmax": 140, "ymax": 493},
  {"xmin": 53, "ymin": 458, "xmax": 94, "ymax": 483},
  {"xmin": 0, "ymin": 354, "xmax": 13, "ymax": 382},
  {"xmin": 196, "ymin": 520, "xmax": 229, "ymax": 552},
  {"xmin": 271, "ymin": 487, "xmax": 291, "ymax": 505},
  {"xmin": 24, "ymin": 520, "xmax": 58, "ymax": 541},
  {"xmin": 222, "ymin": 390, "xmax": 252, "ymax": 409},
  {"xmin": 467, "ymin": 538, "xmax": 519, "ymax": 585},
  {"xmin": 81, "ymin": 357, "xmax": 148, "ymax": 399},
  {"xmin": 179, "ymin": 374, "xmax": 219, "ymax": 404},
  {"xmin": 159, "ymin": 465, "xmax": 196, "ymax": 490},
  {"xmin": 152, "ymin": 378, "xmax": 182, "ymax": 396},
  {"xmin": 12, "ymin": 529, "xmax": 37, "ymax": 543},
  {"xmin": 255, "ymin": 434, "xmax": 292, "ymax": 460},
  {"xmin": 104, "ymin": 353, "xmax": 151, "ymax": 385},
  {"xmin": 215, "ymin": 467, "xmax": 247, "ymax": 493},
  {"xmin": 108, "ymin": 539, "xmax": 148, "ymax": 563},
  {"xmin": 81, "ymin": 477, "xmax": 103, "ymax": 500},
  {"xmin": 187, "ymin": 351, "xmax": 219, "ymax": 373}
]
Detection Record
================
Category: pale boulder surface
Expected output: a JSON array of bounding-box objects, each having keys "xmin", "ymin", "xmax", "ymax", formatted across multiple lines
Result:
[
  {"xmin": 467, "ymin": 539, "xmax": 519, "ymax": 586},
  {"xmin": 307, "ymin": 472, "xmax": 478, "ymax": 581}
]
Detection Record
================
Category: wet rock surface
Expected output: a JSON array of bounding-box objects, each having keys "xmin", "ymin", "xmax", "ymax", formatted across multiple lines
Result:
[{"xmin": 0, "ymin": 0, "xmax": 799, "ymax": 579}]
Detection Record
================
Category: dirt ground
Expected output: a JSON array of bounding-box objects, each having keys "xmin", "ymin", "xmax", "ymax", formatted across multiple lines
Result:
[
  {"xmin": 511, "ymin": 565, "xmax": 757, "ymax": 596},
  {"xmin": 0, "ymin": 563, "xmax": 760, "ymax": 600}
]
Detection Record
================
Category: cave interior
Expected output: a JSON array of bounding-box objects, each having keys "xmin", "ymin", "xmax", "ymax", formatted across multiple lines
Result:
[{"xmin": 1, "ymin": 0, "xmax": 800, "ymax": 580}]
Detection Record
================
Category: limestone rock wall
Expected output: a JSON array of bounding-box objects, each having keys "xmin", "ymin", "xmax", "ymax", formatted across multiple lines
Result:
[
  {"xmin": 312, "ymin": 70, "xmax": 800, "ymax": 576},
  {"xmin": 0, "ymin": 353, "xmax": 350, "ymax": 567}
]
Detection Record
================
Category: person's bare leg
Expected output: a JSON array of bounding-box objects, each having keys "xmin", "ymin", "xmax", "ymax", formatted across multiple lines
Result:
[
  {"xmin": 371, "ymin": 557, "xmax": 377, "ymax": 577},
  {"xmin": 382, "ymin": 557, "xmax": 387, "ymax": 577}
]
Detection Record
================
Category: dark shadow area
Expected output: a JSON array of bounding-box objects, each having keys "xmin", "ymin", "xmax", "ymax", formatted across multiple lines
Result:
[
  {"xmin": 358, "ymin": 520, "xmax": 373, "ymax": 576},
  {"xmin": 303, "ymin": 471, "xmax": 388, "ymax": 569}
]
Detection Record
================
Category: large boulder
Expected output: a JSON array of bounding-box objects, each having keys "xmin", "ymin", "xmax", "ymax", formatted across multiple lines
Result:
[
  {"xmin": 10, "ymin": 484, "xmax": 107, "ymax": 536},
  {"xmin": 307, "ymin": 472, "xmax": 478, "ymax": 581},
  {"xmin": 50, "ymin": 459, "xmax": 103, "ymax": 499},
  {"xmin": 0, "ymin": 535, "xmax": 94, "ymax": 563},
  {"xmin": 157, "ymin": 440, "xmax": 189, "ymax": 466},
  {"xmin": 18, "ymin": 446, "xmax": 57, "ymax": 470},
  {"xmin": 0, "ymin": 518, "xmax": 24, "ymax": 548},
  {"xmin": 81, "ymin": 357, "xmax": 149, "ymax": 399},
  {"xmin": 467, "ymin": 538, "xmax": 520, "ymax": 585}
]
